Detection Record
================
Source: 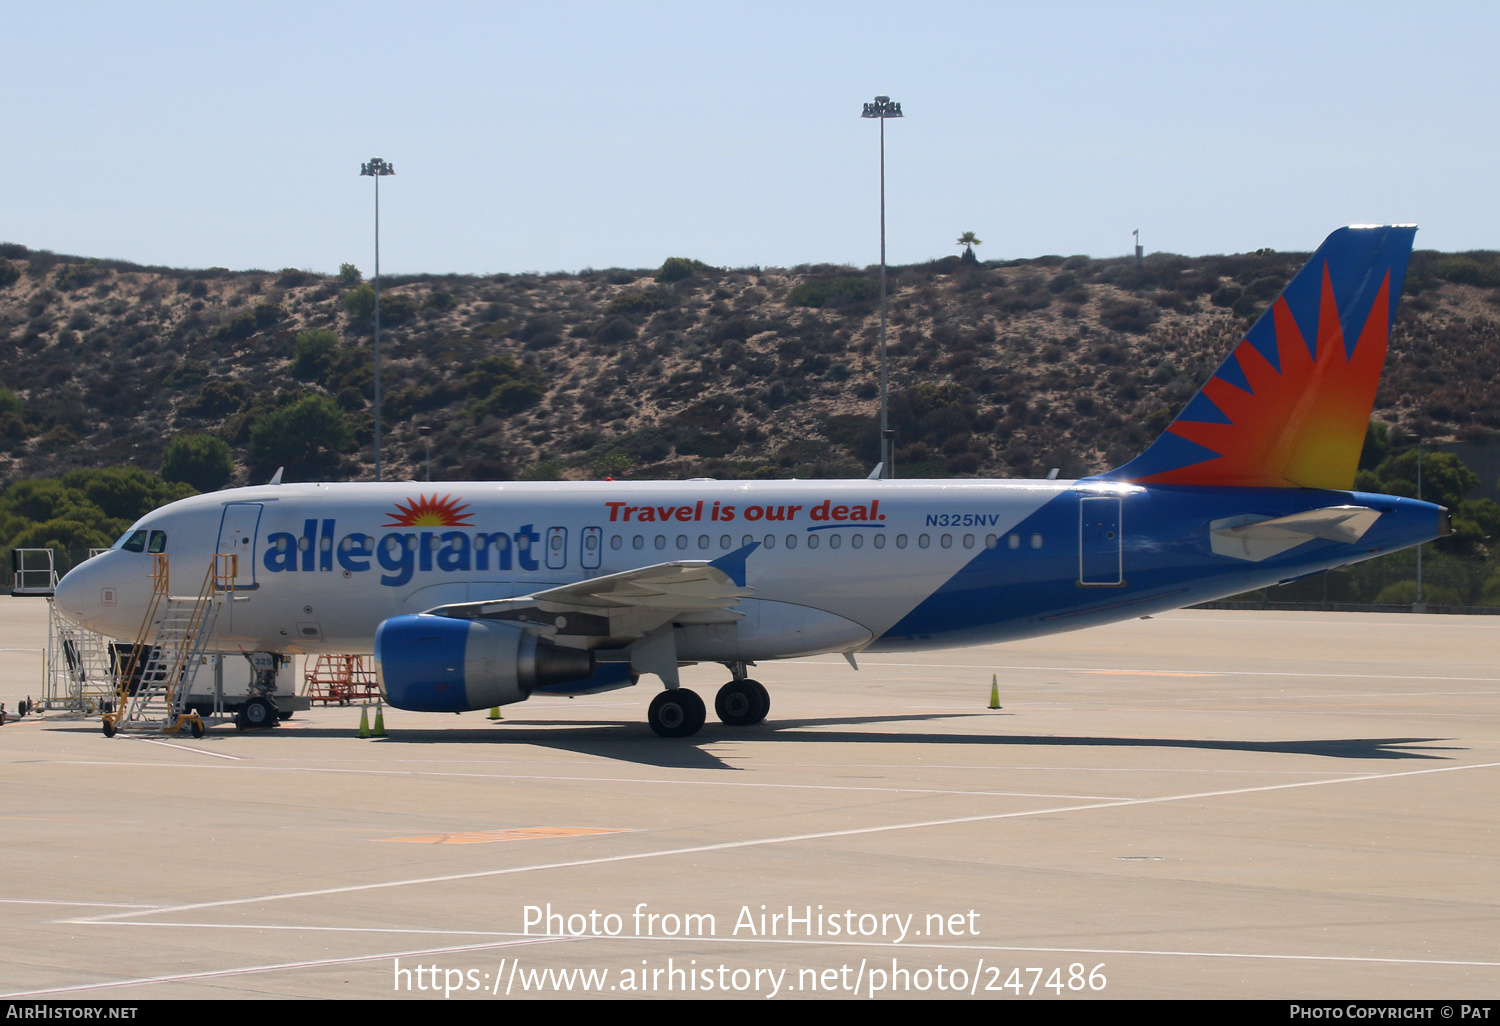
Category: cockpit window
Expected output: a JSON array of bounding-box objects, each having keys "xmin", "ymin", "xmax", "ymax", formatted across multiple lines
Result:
[
  {"xmin": 119, "ymin": 530, "xmax": 148, "ymax": 553},
  {"xmin": 147, "ymin": 531, "xmax": 167, "ymax": 554}
]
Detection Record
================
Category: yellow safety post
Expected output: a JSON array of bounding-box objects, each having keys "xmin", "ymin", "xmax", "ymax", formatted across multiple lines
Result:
[
  {"xmin": 358, "ymin": 706, "xmax": 370, "ymax": 738},
  {"xmin": 373, "ymin": 703, "xmax": 386, "ymax": 738},
  {"xmin": 988, "ymin": 674, "xmax": 1001, "ymax": 710},
  {"xmin": 489, "ymin": 706, "xmax": 503, "ymax": 721}
]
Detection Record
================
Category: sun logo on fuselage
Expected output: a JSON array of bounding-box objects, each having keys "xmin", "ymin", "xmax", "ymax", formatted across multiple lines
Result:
[{"xmin": 383, "ymin": 494, "xmax": 474, "ymax": 527}]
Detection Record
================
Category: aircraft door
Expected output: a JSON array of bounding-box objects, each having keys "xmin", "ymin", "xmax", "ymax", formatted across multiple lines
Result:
[
  {"xmin": 1078, "ymin": 496, "xmax": 1123, "ymax": 586},
  {"xmin": 216, "ymin": 502, "xmax": 262, "ymax": 589},
  {"xmin": 580, "ymin": 526, "xmax": 602, "ymax": 570},
  {"xmin": 546, "ymin": 527, "xmax": 568, "ymax": 570}
]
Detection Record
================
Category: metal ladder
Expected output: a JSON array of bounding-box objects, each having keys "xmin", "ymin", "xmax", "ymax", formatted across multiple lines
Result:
[
  {"xmin": 105, "ymin": 554, "xmax": 234, "ymax": 737},
  {"xmin": 49, "ymin": 613, "xmax": 117, "ymax": 714}
]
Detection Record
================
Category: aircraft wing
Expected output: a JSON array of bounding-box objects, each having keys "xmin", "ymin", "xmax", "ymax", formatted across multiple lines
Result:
[
  {"xmin": 420, "ymin": 560, "xmax": 754, "ymax": 645},
  {"xmin": 1210, "ymin": 505, "xmax": 1382, "ymax": 562}
]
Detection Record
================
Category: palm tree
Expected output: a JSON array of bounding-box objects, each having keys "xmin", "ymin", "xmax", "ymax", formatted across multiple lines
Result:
[{"xmin": 957, "ymin": 231, "xmax": 981, "ymax": 263}]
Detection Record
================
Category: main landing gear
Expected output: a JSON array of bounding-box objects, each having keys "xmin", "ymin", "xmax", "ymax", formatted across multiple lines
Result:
[
  {"xmin": 646, "ymin": 672, "xmax": 771, "ymax": 738},
  {"xmin": 714, "ymin": 679, "xmax": 769, "ymax": 726}
]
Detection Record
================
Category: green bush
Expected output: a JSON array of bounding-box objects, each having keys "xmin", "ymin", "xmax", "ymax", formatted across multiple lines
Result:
[
  {"xmin": 248, "ymin": 395, "xmax": 353, "ymax": 477},
  {"xmin": 53, "ymin": 260, "xmax": 105, "ymax": 292},
  {"xmin": 379, "ymin": 292, "xmax": 417, "ymax": 326},
  {"xmin": 786, "ymin": 276, "xmax": 879, "ymax": 309},
  {"xmin": 181, "ymin": 380, "xmax": 250, "ymax": 419},
  {"xmin": 462, "ymin": 355, "xmax": 546, "ymax": 419},
  {"xmin": 344, "ymin": 283, "xmax": 376, "ymax": 321},
  {"xmin": 291, "ymin": 329, "xmax": 340, "ymax": 380},
  {"xmin": 160, "ymin": 434, "xmax": 235, "ymax": 492},
  {"xmin": 606, "ymin": 289, "xmax": 670, "ymax": 316},
  {"xmin": 339, "ymin": 263, "xmax": 362, "ymax": 287},
  {"xmin": 1435, "ymin": 256, "xmax": 1500, "ymax": 288},
  {"xmin": 656, "ymin": 257, "xmax": 702, "ymax": 284}
]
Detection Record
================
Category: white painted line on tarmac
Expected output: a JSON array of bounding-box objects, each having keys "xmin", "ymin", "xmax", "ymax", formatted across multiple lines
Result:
[
  {"xmin": 0, "ymin": 899, "xmax": 159, "ymax": 908},
  {"xmin": 0, "ymin": 934, "xmax": 578, "ymax": 998},
  {"xmin": 120, "ymin": 736, "xmax": 245, "ymax": 760},
  {"xmin": 788, "ymin": 658, "xmax": 1500, "ymax": 683},
  {"xmin": 66, "ymin": 758, "xmax": 1500, "ymax": 926}
]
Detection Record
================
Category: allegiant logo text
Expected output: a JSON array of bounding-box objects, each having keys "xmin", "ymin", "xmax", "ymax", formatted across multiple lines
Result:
[{"xmin": 264, "ymin": 519, "xmax": 542, "ymax": 587}]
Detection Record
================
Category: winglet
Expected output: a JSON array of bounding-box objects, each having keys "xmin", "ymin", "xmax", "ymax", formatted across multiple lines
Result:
[
  {"xmin": 1098, "ymin": 225, "xmax": 1416, "ymax": 490},
  {"xmin": 708, "ymin": 541, "xmax": 760, "ymax": 587}
]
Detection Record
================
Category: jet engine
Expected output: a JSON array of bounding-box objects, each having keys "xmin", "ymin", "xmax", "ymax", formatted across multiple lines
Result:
[{"xmin": 374, "ymin": 614, "xmax": 596, "ymax": 712}]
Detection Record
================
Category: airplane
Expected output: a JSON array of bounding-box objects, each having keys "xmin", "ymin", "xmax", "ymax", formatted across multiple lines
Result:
[{"xmin": 53, "ymin": 224, "xmax": 1447, "ymax": 738}]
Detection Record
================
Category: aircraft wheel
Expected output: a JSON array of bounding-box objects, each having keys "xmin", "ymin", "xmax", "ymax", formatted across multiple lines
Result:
[
  {"xmin": 748, "ymin": 680, "xmax": 770, "ymax": 722},
  {"xmin": 715, "ymin": 679, "xmax": 768, "ymax": 726},
  {"xmin": 648, "ymin": 689, "xmax": 705, "ymax": 738},
  {"xmin": 240, "ymin": 697, "xmax": 276, "ymax": 732}
]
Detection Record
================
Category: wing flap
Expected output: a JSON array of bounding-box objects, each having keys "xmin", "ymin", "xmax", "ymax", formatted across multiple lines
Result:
[{"xmin": 421, "ymin": 560, "xmax": 753, "ymax": 643}]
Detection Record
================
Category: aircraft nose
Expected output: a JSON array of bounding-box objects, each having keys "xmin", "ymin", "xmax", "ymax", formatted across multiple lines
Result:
[{"xmin": 54, "ymin": 556, "xmax": 101, "ymax": 626}]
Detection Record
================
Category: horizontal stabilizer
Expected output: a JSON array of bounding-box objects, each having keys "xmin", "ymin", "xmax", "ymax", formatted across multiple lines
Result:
[{"xmin": 1210, "ymin": 505, "xmax": 1381, "ymax": 562}]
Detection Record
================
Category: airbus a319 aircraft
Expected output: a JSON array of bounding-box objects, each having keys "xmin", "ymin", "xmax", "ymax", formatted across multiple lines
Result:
[{"xmin": 54, "ymin": 225, "xmax": 1447, "ymax": 737}]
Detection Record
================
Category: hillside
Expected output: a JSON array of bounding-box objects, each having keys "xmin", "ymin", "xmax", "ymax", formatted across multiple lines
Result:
[{"xmin": 2, "ymin": 241, "xmax": 1499, "ymax": 491}]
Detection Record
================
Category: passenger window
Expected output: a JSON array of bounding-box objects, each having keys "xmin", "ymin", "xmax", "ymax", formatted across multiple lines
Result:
[
  {"xmin": 676, "ymin": 535, "xmax": 688, "ymax": 550},
  {"xmin": 720, "ymin": 535, "xmax": 731, "ymax": 549},
  {"xmin": 786, "ymin": 535, "xmax": 798, "ymax": 550},
  {"xmin": 610, "ymin": 535, "xmax": 622, "ymax": 550},
  {"xmin": 873, "ymin": 534, "xmax": 886, "ymax": 549},
  {"xmin": 120, "ymin": 530, "xmax": 147, "ymax": 553},
  {"xmin": 743, "ymin": 535, "xmax": 755, "ymax": 548},
  {"xmin": 1031, "ymin": 533, "xmax": 1043, "ymax": 549},
  {"xmin": 896, "ymin": 534, "xmax": 908, "ymax": 549},
  {"xmin": 655, "ymin": 535, "xmax": 666, "ymax": 550},
  {"xmin": 807, "ymin": 535, "xmax": 820, "ymax": 549},
  {"xmin": 964, "ymin": 534, "xmax": 975, "ymax": 549},
  {"xmin": 697, "ymin": 535, "xmax": 710, "ymax": 550},
  {"xmin": 918, "ymin": 534, "xmax": 930, "ymax": 549},
  {"xmin": 762, "ymin": 535, "xmax": 776, "ymax": 549},
  {"xmin": 985, "ymin": 534, "xmax": 998, "ymax": 549},
  {"xmin": 940, "ymin": 534, "xmax": 952, "ymax": 549},
  {"xmin": 633, "ymin": 535, "xmax": 644, "ymax": 550},
  {"xmin": 851, "ymin": 534, "xmax": 864, "ymax": 549},
  {"xmin": 829, "ymin": 533, "xmax": 841, "ymax": 549},
  {"xmin": 1008, "ymin": 534, "xmax": 1020, "ymax": 549},
  {"xmin": 147, "ymin": 531, "xmax": 167, "ymax": 554}
]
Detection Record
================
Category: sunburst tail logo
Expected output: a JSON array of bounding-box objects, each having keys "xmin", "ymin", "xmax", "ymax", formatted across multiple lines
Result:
[
  {"xmin": 1101, "ymin": 225, "xmax": 1416, "ymax": 491},
  {"xmin": 383, "ymin": 494, "xmax": 475, "ymax": 527}
]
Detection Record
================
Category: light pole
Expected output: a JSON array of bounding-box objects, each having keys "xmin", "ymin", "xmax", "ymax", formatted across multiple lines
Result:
[
  {"xmin": 862, "ymin": 95, "xmax": 902, "ymax": 479},
  {"xmin": 360, "ymin": 157, "xmax": 395, "ymax": 481}
]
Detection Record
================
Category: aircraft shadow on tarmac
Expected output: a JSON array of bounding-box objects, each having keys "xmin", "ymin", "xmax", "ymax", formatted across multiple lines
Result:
[{"xmin": 68, "ymin": 713, "xmax": 1456, "ymax": 771}]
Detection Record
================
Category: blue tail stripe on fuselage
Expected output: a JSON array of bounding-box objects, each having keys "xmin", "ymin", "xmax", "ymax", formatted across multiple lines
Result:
[{"xmin": 872, "ymin": 487, "xmax": 1441, "ymax": 650}]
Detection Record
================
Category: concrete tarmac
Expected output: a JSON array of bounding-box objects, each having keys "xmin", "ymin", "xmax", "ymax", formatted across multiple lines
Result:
[{"xmin": 0, "ymin": 596, "xmax": 1496, "ymax": 1000}]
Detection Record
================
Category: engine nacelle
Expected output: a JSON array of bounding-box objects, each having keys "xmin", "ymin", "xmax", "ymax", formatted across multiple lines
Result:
[{"xmin": 374, "ymin": 614, "xmax": 595, "ymax": 712}]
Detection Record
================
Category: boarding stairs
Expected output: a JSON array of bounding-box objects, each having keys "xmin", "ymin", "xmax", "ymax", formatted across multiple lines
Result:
[{"xmin": 104, "ymin": 554, "xmax": 234, "ymax": 737}]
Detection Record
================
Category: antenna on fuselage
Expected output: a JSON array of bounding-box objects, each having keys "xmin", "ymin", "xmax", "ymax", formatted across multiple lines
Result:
[{"xmin": 267, "ymin": 467, "xmax": 284, "ymax": 485}]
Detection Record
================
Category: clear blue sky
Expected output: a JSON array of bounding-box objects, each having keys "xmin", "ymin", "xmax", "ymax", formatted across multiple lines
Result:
[{"xmin": 4, "ymin": 1, "xmax": 1494, "ymax": 275}]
